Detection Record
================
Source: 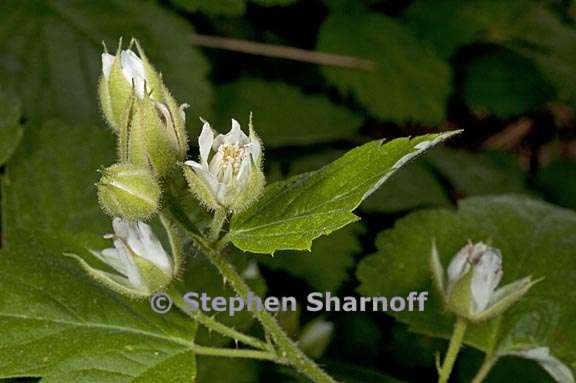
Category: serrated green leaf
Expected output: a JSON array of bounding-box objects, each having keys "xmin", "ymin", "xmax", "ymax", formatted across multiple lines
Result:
[
  {"xmin": 357, "ymin": 195, "xmax": 576, "ymax": 380},
  {"xmin": 317, "ymin": 10, "xmax": 451, "ymax": 124},
  {"xmin": 403, "ymin": 0, "xmax": 528, "ymax": 58},
  {"xmin": 257, "ymin": 223, "xmax": 363, "ymax": 292},
  {"xmin": 228, "ymin": 131, "xmax": 459, "ymax": 254},
  {"xmin": 0, "ymin": 0, "xmax": 212, "ymax": 125},
  {"xmin": 215, "ymin": 78, "xmax": 362, "ymax": 147},
  {"xmin": 500, "ymin": 4, "xmax": 576, "ymax": 108},
  {"xmin": 0, "ymin": 231, "xmax": 197, "ymax": 382},
  {"xmin": 463, "ymin": 49, "xmax": 554, "ymax": 118}
]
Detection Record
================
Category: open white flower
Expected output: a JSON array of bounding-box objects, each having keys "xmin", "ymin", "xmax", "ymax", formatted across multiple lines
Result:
[
  {"xmin": 184, "ymin": 118, "xmax": 264, "ymax": 212},
  {"xmin": 102, "ymin": 49, "xmax": 147, "ymax": 99},
  {"xmin": 68, "ymin": 218, "xmax": 177, "ymax": 297},
  {"xmin": 431, "ymin": 241, "xmax": 539, "ymax": 321}
]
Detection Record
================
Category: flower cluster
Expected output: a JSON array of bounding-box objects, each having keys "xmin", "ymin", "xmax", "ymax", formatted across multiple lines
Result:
[{"xmin": 73, "ymin": 39, "xmax": 265, "ymax": 297}]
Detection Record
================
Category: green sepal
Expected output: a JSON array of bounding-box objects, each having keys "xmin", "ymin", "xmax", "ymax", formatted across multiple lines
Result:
[
  {"xmin": 430, "ymin": 239, "xmax": 446, "ymax": 297},
  {"xmin": 107, "ymin": 44, "xmax": 135, "ymax": 131},
  {"xmin": 64, "ymin": 253, "xmax": 151, "ymax": 299},
  {"xmin": 183, "ymin": 164, "xmax": 221, "ymax": 211},
  {"xmin": 98, "ymin": 75, "xmax": 115, "ymax": 131},
  {"xmin": 133, "ymin": 39, "xmax": 189, "ymax": 158},
  {"xmin": 97, "ymin": 163, "xmax": 161, "ymax": 221},
  {"xmin": 133, "ymin": 256, "xmax": 172, "ymax": 293},
  {"xmin": 230, "ymin": 161, "xmax": 265, "ymax": 213},
  {"xmin": 446, "ymin": 268, "xmax": 474, "ymax": 319},
  {"xmin": 472, "ymin": 276, "xmax": 542, "ymax": 322}
]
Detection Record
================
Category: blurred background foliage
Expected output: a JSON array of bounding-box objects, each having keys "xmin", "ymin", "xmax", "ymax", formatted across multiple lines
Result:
[{"xmin": 1, "ymin": 0, "xmax": 576, "ymax": 382}]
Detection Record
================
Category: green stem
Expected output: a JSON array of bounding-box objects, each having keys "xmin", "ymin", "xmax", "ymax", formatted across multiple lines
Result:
[
  {"xmin": 167, "ymin": 285, "xmax": 272, "ymax": 352},
  {"xmin": 191, "ymin": 344, "xmax": 277, "ymax": 361},
  {"xmin": 209, "ymin": 209, "xmax": 227, "ymax": 241},
  {"xmin": 199, "ymin": 243, "xmax": 336, "ymax": 383},
  {"xmin": 438, "ymin": 317, "xmax": 468, "ymax": 383},
  {"xmin": 160, "ymin": 214, "xmax": 272, "ymax": 353},
  {"xmin": 471, "ymin": 353, "xmax": 499, "ymax": 383}
]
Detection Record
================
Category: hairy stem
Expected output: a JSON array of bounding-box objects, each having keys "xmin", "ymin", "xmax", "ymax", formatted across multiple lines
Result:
[
  {"xmin": 160, "ymin": 214, "xmax": 271, "ymax": 352},
  {"xmin": 191, "ymin": 344, "xmax": 277, "ymax": 361},
  {"xmin": 471, "ymin": 353, "xmax": 499, "ymax": 383},
  {"xmin": 198, "ymin": 241, "xmax": 336, "ymax": 383},
  {"xmin": 209, "ymin": 209, "xmax": 227, "ymax": 241},
  {"xmin": 438, "ymin": 317, "xmax": 468, "ymax": 383},
  {"xmin": 168, "ymin": 285, "xmax": 272, "ymax": 352}
]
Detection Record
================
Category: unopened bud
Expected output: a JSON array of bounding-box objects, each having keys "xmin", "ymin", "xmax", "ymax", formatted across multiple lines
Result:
[
  {"xmin": 431, "ymin": 241, "xmax": 540, "ymax": 322},
  {"xmin": 97, "ymin": 163, "xmax": 161, "ymax": 221},
  {"xmin": 99, "ymin": 39, "xmax": 189, "ymax": 176}
]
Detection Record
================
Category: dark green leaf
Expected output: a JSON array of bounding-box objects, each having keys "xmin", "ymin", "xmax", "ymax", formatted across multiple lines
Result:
[
  {"xmin": 0, "ymin": 231, "xmax": 197, "ymax": 382},
  {"xmin": 403, "ymin": 0, "xmax": 528, "ymax": 58},
  {"xmin": 317, "ymin": 9, "xmax": 451, "ymax": 123},
  {"xmin": 0, "ymin": 89, "xmax": 23, "ymax": 167},
  {"xmin": 1, "ymin": 120, "xmax": 115, "ymax": 245},
  {"xmin": 357, "ymin": 195, "xmax": 576, "ymax": 379},
  {"xmin": 215, "ymin": 79, "xmax": 362, "ymax": 147},
  {"xmin": 428, "ymin": 148, "xmax": 527, "ymax": 197},
  {"xmin": 0, "ymin": 0, "xmax": 212, "ymax": 125},
  {"xmin": 537, "ymin": 160, "xmax": 576, "ymax": 211},
  {"xmin": 463, "ymin": 49, "xmax": 554, "ymax": 118},
  {"xmin": 258, "ymin": 223, "xmax": 363, "ymax": 291}
]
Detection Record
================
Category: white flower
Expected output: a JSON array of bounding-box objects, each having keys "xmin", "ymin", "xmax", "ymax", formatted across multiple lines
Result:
[
  {"xmin": 431, "ymin": 241, "xmax": 539, "ymax": 321},
  {"xmin": 446, "ymin": 242, "xmax": 502, "ymax": 313},
  {"xmin": 67, "ymin": 218, "xmax": 176, "ymax": 297},
  {"xmin": 184, "ymin": 118, "xmax": 264, "ymax": 211},
  {"xmin": 101, "ymin": 49, "xmax": 147, "ymax": 99}
]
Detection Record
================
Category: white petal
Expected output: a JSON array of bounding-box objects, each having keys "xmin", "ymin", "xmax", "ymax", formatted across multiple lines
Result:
[
  {"xmin": 120, "ymin": 49, "xmax": 147, "ymax": 99},
  {"xmin": 184, "ymin": 160, "xmax": 203, "ymax": 170},
  {"xmin": 133, "ymin": 221, "xmax": 172, "ymax": 275},
  {"xmin": 198, "ymin": 122, "xmax": 214, "ymax": 168},
  {"xmin": 112, "ymin": 217, "xmax": 129, "ymax": 239},
  {"xmin": 101, "ymin": 53, "xmax": 115, "ymax": 79},
  {"xmin": 507, "ymin": 347, "xmax": 574, "ymax": 383},
  {"xmin": 471, "ymin": 248, "xmax": 502, "ymax": 313},
  {"xmin": 447, "ymin": 244, "xmax": 472, "ymax": 284},
  {"xmin": 194, "ymin": 166, "xmax": 220, "ymax": 197},
  {"xmin": 90, "ymin": 248, "xmax": 127, "ymax": 277},
  {"xmin": 236, "ymin": 156, "xmax": 251, "ymax": 182}
]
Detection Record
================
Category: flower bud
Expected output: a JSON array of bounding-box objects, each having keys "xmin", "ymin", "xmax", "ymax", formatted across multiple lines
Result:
[
  {"xmin": 97, "ymin": 163, "xmax": 161, "ymax": 221},
  {"xmin": 122, "ymin": 95, "xmax": 188, "ymax": 177},
  {"xmin": 431, "ymin": 241, "xmax": 540, "ymax": 322},
  {"xmin": 184, "ymin": 118, "xmax": 265, "ymax": 213},
  {"xmin": 67, "ymin": 218, "xmax": 178, "ymax": 297},
  {"xmin": 99, "ymin": 39, "xmax": 189, "ymax": 176}
]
